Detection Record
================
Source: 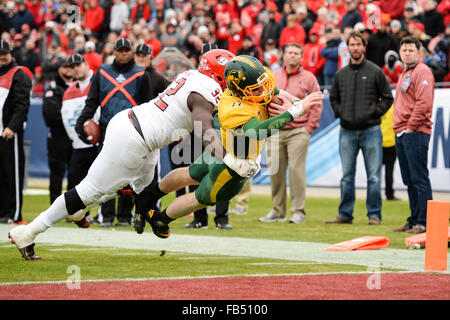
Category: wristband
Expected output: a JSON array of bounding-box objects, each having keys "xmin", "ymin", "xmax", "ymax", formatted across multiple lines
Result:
[{"xmin": 287, "ymin": 99, "xmax": 303, "ymax": 118}]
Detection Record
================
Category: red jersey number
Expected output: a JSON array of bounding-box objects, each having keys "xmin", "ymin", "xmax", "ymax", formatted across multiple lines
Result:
[{"xmin": 155, "ymin": 78, "xmax": 187, "ymax": 111}]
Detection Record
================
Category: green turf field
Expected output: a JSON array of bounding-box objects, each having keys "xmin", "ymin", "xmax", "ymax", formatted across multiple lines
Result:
[{"xmin": 0, "ymin": 193, "xmax": 446, "ymax": 285}]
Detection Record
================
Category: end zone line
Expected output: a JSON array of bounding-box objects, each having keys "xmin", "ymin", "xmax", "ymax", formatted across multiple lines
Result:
[{"xmin": 0, "ymin": 270, "xmax": 428, "ymax": 287}]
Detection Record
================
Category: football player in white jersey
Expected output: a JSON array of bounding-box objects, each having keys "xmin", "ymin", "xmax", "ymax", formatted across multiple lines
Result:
[{"xmin": 8, "ymin": 49, "xmax": 259, "ymax": 260}]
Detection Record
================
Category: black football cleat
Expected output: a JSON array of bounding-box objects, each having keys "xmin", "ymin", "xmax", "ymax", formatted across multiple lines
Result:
[
  {"xmin": 18, "ymin": 243, "xmax": 41, "ymax": 260},
  {"xmin": 8, "ymin": 231, "xmax": 41, "ymax": 260},
  {"xmin": 146, "ymin": 210, "xmax": 170, "ymax": 239},
  {"xmin": 133, "ymin": 213, "xmax": 146, "ymax": 234}
]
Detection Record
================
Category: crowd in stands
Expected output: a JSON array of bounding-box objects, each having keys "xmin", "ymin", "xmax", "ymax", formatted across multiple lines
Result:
[{"xmin": 2, "ymin": 0, "xmax": 450, "ymax": 98}]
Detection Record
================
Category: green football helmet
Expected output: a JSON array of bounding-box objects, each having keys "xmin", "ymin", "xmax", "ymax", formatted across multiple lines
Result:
[{"xmin": 224, "ymin": 55, "xmax": 275, "ymax": 104}]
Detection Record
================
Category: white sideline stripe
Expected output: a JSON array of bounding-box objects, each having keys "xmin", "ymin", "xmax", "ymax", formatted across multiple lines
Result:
[
  {"xmin": 247, "ymin": 262, "xmax": 325, "ymax": 265},
  {"xmin": 1, "ymin": 225, "xmax": 449, "ymax": 274},
  {"xmin": 0, "ymin": 270, "xmax": 425, "ymax": 287},
  {"xmin": 23, "ymin": 189, "xmax": 49, "ymax": 195},
  {"xmin": 48, "ymin": 248, "xmax": 118, "ymax": 251}
]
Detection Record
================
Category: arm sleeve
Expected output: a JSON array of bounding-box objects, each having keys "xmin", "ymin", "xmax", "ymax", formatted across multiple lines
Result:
[
  {"xmin": 242, "ymin": 112, "xmax": 294, "ymax": 140},
  {"xmin": 7, "ymin": 70, "xmax": 32, "ymax": 132},
  {"xmin": 408, "ymin": 68, "xmax": 435, "ymax": 131},
  {"xmin": 42, "ymin": 90, "xmax": 63, "ymax": 128},
  {"xmin": 138, "ymin": 71, "xmax": 153, "ymax": 102},
  {"xmin": 329, "ymin": 74, "xmax": 341, "ymax": 118},
  {"xmin": 306, "ymin": 78, "xmax": 323, "ymax": 133},
  {"xmin": 375, "ymin": 68, "xmax": 394, "ymax": 117}
]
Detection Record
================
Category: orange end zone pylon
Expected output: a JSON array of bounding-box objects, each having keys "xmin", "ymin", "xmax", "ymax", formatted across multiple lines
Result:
[
  {"xmin": 405, "ymin": 227, "xmax": 450, "ymax": 247},
  {"xmin": 326, "ymin": 236, "xmax": 390, "ymax": 251},
  {"xmin": 424, "ymin": 200, "xmax": 450, "ymax": 271}
]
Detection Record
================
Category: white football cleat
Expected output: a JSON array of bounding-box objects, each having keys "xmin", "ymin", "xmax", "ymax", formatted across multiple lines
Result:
[{"xmin": 8, "ymin": 225, "xmax": 41, "ymax": 260}]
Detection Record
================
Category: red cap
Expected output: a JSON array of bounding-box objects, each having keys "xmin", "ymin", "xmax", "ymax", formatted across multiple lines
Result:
[{"xmin": 415, "ymin": 22, "xmax": 425, "ymax": 32}]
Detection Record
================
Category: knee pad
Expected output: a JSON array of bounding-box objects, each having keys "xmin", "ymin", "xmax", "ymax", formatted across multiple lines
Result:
[{"xmin": 64, "ymin": 188, "xmax": 87, "ymax": 215}]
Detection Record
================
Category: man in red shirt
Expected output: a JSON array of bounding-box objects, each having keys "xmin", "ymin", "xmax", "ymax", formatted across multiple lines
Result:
[
  {"xmin": 83, "ymin": 0, "xmax": 105, "ymax": 35},
  {"xmin": 279, "ymin": 13, "xmax": 306, "ymax": 48},
  {"xmin": 392, "ymin": 37, "xmax": 434, "ymax": 234},
  {"xmin": 302, "ymin": 29, "xmax": 325, "ymax": 77}
]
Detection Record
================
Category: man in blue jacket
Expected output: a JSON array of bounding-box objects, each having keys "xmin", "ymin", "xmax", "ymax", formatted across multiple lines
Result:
[{"xmin": 320, "ymin": 27, "xmax": 342, "ymax": 86}]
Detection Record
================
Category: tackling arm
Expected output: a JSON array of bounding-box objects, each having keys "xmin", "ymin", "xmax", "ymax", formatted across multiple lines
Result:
[{"xmin": 188, "ymin": 92, "xmax": 227, "ymax": 161}]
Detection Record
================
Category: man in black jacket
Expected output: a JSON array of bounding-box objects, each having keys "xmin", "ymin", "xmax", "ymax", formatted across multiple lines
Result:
[
  {"xmin": 0, "ymin": 40, "xmax": 32, "ymax": 223},
  {"xmin": 75, "ymin": 38, "xmax": 152, "ymax": 227},
  {"xmin": 327, "ymin": 31, "xmax": 393, "ymax": 226},
  {"xmin": 420, "ymin": 0, "xmax": 444, "ymax": 38},
  {"xmin": 340, "ymin": 0, "xmax": 363, "ymax": 31},
  {"xmin": 260, "ymin": 9, "xmax": 282, "ymax": 49},
  {"xmin": 133, "ymin": 43, "xmax": 170, "ymax": 98},
  {"xmin": 42, "ymin": 57, "xmax": 74, "ymax": 205},
  {"xmin": 366, "ymin": 19, "xmax": 398, "ymax": 68}
]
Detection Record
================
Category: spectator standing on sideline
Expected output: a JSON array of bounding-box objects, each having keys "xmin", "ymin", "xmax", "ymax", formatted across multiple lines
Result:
[
  {"xmin": 60, "ymin": 54, "xmax": 98, "ymax": 228},
  {"xmin": 0, "ymin": 40, "xmax": 32, "ymax": 223},
  {"xmin": 259, "ymin": 43, "xmax": 323, "ymax": 224},
  {"xmin": 42, "ymin": 57, "xmax": 74, "ymax": 205},
  {"xmin": 75, "ymin": 38, "xmax": 152, "ymax": 227},
  {"xmin": 326, "ymin": 31, "xmax": 393, "ymax": 225},
  {"xmin": 392, "ymin": 37, "xmax": 434, "ymax": 234},
  {"xmin": 380, "ymin": 105, "xmax": 399, "ymax": 201}
]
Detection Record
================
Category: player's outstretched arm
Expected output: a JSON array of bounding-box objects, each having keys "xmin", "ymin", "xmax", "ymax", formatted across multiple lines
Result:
[{"xmin": 269, "ymin": 91, "xmax": 324, "ymax": 117}]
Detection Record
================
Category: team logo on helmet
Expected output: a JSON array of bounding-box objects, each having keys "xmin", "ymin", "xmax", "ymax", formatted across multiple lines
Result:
[
  {"xmin": 226, "ymin": 69, "xmax": 246, "ymax": 87},
  {"xmin": 217, "ymin": 57, "xmax": 229, "ymax": 66}
]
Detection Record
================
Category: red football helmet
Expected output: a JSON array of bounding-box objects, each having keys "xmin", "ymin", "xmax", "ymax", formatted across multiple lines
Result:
[{"xmin": 198, "ymin": 49, "xmax": 235, "ymax": 91}]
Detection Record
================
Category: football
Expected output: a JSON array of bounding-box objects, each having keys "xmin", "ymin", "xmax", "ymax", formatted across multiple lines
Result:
[
  {"xmin": 268, "ymin": 95, "xmax": 285, "ymax": 117},
  {"xmin": 83, "ymin": 119, "xmax": 100, "ymax": 145}
]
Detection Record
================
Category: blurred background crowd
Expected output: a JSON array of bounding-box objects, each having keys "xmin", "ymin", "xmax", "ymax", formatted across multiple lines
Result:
[{"xmin": 2, "ymin": 0, "xmax": 450, "ymax": 97}]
